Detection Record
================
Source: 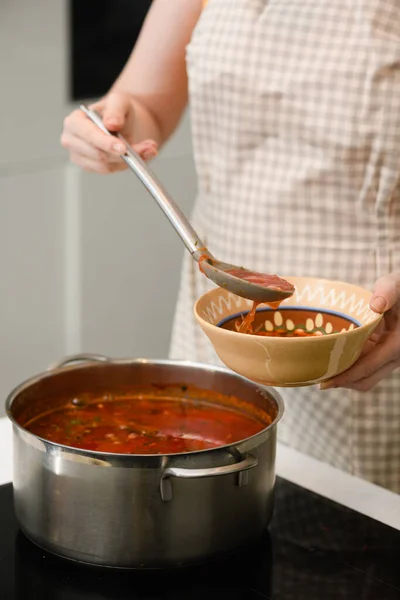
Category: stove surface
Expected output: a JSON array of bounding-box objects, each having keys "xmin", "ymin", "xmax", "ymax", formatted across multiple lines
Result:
[{"xmin": 1, "ymin": 477, "xmax": 399, "ymax": 600}]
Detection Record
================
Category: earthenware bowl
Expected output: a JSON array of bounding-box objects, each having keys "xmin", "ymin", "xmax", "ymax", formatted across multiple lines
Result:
[{"xmin": 194, "ymin": 276, "xmax": 383, "ymax": 387}]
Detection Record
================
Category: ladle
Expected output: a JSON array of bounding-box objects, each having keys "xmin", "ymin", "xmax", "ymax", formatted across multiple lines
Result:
[{"xmin": 80, "ymin": 105, "xmax": 294, "ymax": 304}]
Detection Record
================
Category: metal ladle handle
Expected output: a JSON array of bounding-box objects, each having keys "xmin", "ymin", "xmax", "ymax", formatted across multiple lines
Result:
[{"xmin": 80, "ymin": 105, "xmax": 209, "ymax": 261}]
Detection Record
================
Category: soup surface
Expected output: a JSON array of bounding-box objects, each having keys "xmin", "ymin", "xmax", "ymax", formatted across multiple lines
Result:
[
  {"xmin": 22, "ymin": 385, "xmax": 270, "ymax": 454},
  {"xmin": 219, "ymin": 307, "xmax": 360, "ymax": 337}
]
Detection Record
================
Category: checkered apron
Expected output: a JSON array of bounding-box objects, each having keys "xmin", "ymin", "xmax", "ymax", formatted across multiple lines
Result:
[{"xmin": 169, "ymin": 0, "xmax": 400, "ymax": 493}]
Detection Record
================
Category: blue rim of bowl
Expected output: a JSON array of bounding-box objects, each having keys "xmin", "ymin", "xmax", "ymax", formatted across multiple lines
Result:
[{"xmin": 217, "ymin": 306, "xmax": 362, "ymax": 329}]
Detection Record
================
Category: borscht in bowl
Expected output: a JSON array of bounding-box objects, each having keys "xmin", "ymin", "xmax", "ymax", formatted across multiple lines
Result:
[
  {"xmin": 219, "ymin": 306, "xmax": 360, "ymax": 338},
  {"xmin": 194, "ymin": 276, "xmax": 383, "ymax": 387}
]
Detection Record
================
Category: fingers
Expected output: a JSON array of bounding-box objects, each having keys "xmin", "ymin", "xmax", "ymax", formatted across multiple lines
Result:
[
  {"xmin": 62, "ymin": 133, "xmax": 156, "ymax": 162},
  {"xmin": 349, "ymin": 334, "xmax": 400, "ymax": 380},
  {"xmin": 369, "ymin": 318, "xmax": 386, "ymax": 341},
  {"xmin": 134, "ymin": 139, "xmax": 158, "ymax": 160},
  {"xmin": 69, "ymin": 153, "xmax": 126, "ymax": 174},
  {"xmin": 61, "ymin": 133, "xmax": 111, "ymax": 162},
  {"xmin": 370, "ymin": 272, "xmax": 400, "ymax": 313},
  {"xmin": 336, "ymin": 360, "xmax": 398, "ymax": 392},
  {"xmin": 358, "ymin": 338, "xmax": 379, "ymax": 359},
  {"xmin": 68, "ymin": 139, "xmax": 158, "ymax": 173},
  {"xmin": 321, "ymin": 332, "xmax": 400, "ymax": 391},
  {"xmin": 62, "ymin": 99, "xmax": 158, "ymax": 175},
  {"xmin": 63, "ymin": 110, "xmax": 126, "ymax": 155},
  {"xmin": 92, "ymin": 92, "xmax": 133, "ymax": 132}
]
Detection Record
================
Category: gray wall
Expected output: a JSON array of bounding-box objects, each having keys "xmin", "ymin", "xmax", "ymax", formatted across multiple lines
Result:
[{"xmin": 0, "ymin": 0, "xmax": 196, "ymax": 416}]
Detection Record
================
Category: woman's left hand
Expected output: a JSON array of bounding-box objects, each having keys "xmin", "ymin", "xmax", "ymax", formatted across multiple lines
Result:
[{"xmin": 321, "ymin": 272, "xmax": 400, "ymax": 391}]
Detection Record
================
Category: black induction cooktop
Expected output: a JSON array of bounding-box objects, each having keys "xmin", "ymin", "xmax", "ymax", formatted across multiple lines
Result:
[{"xmin": 1, "ymin": 478, "xmax": 400, "ymax": 600}]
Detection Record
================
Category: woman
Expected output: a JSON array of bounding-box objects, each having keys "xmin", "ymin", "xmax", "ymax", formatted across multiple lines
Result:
[{"xmin": 62, "ymin": 0, "xmax": 400, "ymax": 493}]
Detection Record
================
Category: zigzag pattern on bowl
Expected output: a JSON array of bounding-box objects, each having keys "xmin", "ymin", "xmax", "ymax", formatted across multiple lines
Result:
[
  {"xmin": 286, "ymin": 284, "xmax": 377, "ymax": 324},
  {"xmin": 200, "ymin": 282, "xmax": 377, "ymax": 326}
]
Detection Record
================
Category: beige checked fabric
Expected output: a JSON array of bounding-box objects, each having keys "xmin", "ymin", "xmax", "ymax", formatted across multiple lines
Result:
[{"xmin": 169, "ymin": 0, "xmax": 400, "ymax": 493}]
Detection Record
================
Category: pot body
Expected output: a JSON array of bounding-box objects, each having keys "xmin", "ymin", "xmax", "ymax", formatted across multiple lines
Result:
[{"xmin": 7, "ymin": 356, "xmax": 284, "ymax": 568}]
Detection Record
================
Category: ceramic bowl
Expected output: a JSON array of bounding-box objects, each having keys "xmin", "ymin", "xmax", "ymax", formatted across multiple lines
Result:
[{"xmin": 194, "ymin": 276, "xmax": 383, "ymax": 387}]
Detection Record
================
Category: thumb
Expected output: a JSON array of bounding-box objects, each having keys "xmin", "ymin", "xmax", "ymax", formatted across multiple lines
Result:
[
  {"xmin": 370, "ymin": 272, "xmax": 400, "ymax": 313},
  {"xmin": 94, "ymin": 92, "xmax": 133, "ymax": 132}
]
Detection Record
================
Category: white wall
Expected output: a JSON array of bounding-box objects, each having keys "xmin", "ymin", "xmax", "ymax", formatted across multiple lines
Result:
[
  {"xmin": 78, "ymin": 120, "xmax": 197, "ymax": 359},
  {"xmin": 0, "ymin": 1, "xmax": 196, "ymax": 416}
]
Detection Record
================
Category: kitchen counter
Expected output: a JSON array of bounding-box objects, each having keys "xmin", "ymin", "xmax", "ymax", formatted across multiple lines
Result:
[{"xmin": 2, "ymin": 415, "xmax": 400, "ymax": 599}]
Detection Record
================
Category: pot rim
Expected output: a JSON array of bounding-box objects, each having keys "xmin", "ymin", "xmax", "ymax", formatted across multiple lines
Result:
[{"xmin": 5, "ymin": 356, "xmax": 285, "ymax": 460}]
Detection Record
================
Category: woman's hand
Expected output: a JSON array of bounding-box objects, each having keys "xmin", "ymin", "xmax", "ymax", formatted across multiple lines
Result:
[
  {"xmin": 61, "ymin": 0, "xmax": 203, "ymax": 173},
  {"xmin": 321, "ymin": 272, "xmax": 400, "ymax": 391},
  {"xmin": 61, "ymin": 91, "xmax": 158, "ymax": 174}
]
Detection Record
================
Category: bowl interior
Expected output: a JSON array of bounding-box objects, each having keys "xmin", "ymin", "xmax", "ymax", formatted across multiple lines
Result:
[
  {"xmin": 196, "ymin": 276, "xmax": 381, "ymax": 332},
  {"xmin": 218, "ymin": 306, "xmax": 361, "ymax": 337}
]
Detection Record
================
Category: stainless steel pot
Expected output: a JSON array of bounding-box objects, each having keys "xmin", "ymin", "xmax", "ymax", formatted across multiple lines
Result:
[{"xmin": 6, "ymin": 354, "xmax": 284, "ymax": 569}]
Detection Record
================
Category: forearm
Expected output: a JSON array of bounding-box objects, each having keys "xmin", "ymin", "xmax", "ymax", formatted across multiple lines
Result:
[{"xmin": 110, "ymin": 0, "xmax": 202, "ymax": 146}]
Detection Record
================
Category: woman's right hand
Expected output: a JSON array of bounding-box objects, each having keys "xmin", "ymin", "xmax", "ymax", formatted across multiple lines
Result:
[{"xmin": 61, "ymin": 92, "xmax": 158, "ymax": 174}]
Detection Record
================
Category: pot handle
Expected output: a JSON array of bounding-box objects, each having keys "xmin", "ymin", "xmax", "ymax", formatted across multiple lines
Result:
[
  {"xmin": 47, "ymin": 353, "xmax": 110, "ymax": 371},
  {"xmin": 160, "ymin": 453, "xmax": 258, "ymax": 501}
]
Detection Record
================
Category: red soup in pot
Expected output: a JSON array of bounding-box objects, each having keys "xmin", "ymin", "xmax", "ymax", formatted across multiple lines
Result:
[{"xmin": 22, "ymin": 384, "xmax": 271, "ymax": 454}]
